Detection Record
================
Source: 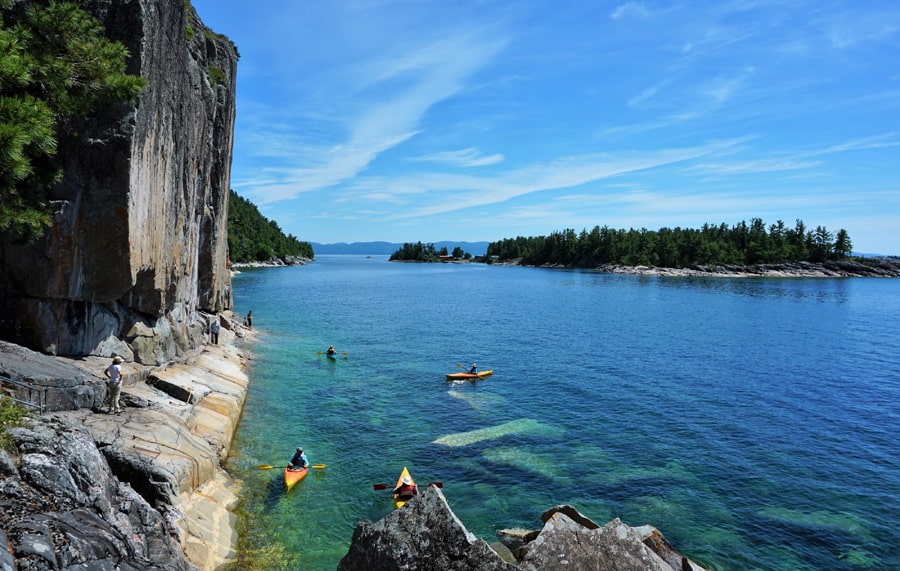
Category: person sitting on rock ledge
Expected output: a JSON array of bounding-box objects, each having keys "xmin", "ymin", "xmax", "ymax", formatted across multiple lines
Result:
[
  {"xmin": 393, "ymin": 476, "xmax": 418, "ymax": 500},
  {"xmin": 288, "ymin": 447, "xmax": 308, "ymax": 471}
]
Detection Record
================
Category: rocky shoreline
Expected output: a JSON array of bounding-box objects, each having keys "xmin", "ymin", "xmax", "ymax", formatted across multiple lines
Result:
[
  {"xmin": 1, "ymin": 311, "xmax": 251, "ymax": 570},
  {"xmin": 493, "ymin": 257, "xmax": 900, "ymax": 277},
  {"xmin": 231, "ymin": 255, "xmax": 312, "ymax": 270},
  {"xmin": 1, "ymin": 312, "xmax": 715, "ymax": 571}
]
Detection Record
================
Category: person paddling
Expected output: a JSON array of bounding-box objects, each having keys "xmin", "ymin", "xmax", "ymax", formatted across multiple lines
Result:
[
  {"xmin": 326, "ymin": 345, "xmax": 337, "ymax": 355},
  {"xmin": 288, "ymin": 447, "xmax": 308, "ymax": 471},
  {"xmin": 393, "ymin": 476, "xmax": 418, "ymax": 500},
  {"xmin": 468, "ymin": 363, "xmax": 477, "ymax": 374}
]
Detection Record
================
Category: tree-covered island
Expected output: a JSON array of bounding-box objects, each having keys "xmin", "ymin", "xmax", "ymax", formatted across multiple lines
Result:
[
  {"xmin": 485, "ymin": 218, "xmax": 856, "ymax": 268},
  {"xmin": 390, "ymin": 241, "xmax": 473, "ymax": 262}
]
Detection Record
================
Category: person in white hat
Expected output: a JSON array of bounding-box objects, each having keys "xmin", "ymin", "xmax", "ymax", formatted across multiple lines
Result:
[
  {"xmin": 393, "ymin": 475, "xmax": 418, "ymax": 500},
  {"xmin": 103, "ymin": 356, "xmax": 124, "ymax": 414}
]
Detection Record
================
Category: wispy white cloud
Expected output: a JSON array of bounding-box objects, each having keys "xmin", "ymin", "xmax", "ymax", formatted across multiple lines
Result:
[
  {"xmin": 690, "ymin": 133, "xmax": 900, "ymax": 175},
  {"xmin": 627, "ymin": 79, "xmax": 671, "ymax": 108},
  {"xmin": 408, "ymin": 148, "xmax": 504, "ymax": 167},
  {"xmin": 243, "ymin": 29, "xmax": 508, "ymax": 204},
  {"xmin": 610, "ymin": 2, "xmax": 651, "ymax": 21},
  {"xmin": 379, "ymin": 139, "xmax": 745, "ymax": 219},
  {"xmin": 819, "ymin": 9, "xmax": 900, "ymax": 49},
  {"xmin": 811, "ymin": 133, "xmax": 900, "ymax": 155},
  {"xmin": 692, "ymin": 158, "xmax": 821, "ymax": 175},
  {"xmin": 699, "ymin": 67, "xmax": 756, "ymax": 105}
]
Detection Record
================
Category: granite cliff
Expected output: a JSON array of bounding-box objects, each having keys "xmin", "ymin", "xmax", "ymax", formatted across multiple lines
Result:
[
  {"xmin": 0, "ymin": 1, "xmax": 243, "ymax": 569},
  {"xmin": 0, "ymin": 0, "xmax": 237, "ymax": 365}
]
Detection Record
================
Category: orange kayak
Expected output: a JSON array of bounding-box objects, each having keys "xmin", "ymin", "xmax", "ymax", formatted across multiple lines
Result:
[
  {"xmin": 284, "ymin": 465, "xmax": 308, "ymax": 492},
  {"xmin": 446, "ymin": 369, "xmax": 493, "ymax": 381},
  {"xmin": 393, "ymin": 466, "xmax": 418, "ymax": 509}
]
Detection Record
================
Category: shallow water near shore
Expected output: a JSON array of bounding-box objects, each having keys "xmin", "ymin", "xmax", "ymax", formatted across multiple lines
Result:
[{"xmin": 226, "ymin": 255, "xmax": 900, "ymax": 571}]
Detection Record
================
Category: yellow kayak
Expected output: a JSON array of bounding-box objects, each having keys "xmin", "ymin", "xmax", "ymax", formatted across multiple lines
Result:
[
  {"xmin": 392, "ymin": 466, "xmax": 418, "ymax": 509},
  {"xmin": 446, "ymin": 369, "xmax": 493, "ymax": 381},
  {"xmin": 284, "ymin": 465, "xmax": 308, "ymax": 492}
]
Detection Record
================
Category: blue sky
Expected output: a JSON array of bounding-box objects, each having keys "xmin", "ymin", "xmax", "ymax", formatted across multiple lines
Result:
[{"xmin": 193, "ymin": 0, "xmax": 900, "ymax": 254}]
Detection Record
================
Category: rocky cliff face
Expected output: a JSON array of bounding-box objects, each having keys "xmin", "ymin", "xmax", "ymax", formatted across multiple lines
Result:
[{"xmin": 0, "ymin": 0, "xmax": 237, "ymax": 364}]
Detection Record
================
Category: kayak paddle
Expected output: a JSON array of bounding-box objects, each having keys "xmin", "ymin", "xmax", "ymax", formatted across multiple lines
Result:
[
  {"xmin": 258, "ymin": 464, "xmax": 326, "ymax": 470},
  {"xmin": 373, "ymin": 481, "xmax": 442, "ymax": 491}
]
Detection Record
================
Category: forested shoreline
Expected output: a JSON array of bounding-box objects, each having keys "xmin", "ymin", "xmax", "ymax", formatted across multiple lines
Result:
[
  {"xmin": 486, "ymin": 218, "xmax": 854, "ymax": 268},
  {"xmin": 228, "ymin": 190, "xmax": 314, "ymax": 263}
]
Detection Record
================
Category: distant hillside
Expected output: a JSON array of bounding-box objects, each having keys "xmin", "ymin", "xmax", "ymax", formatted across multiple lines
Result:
[{"xmin": 312, "ymin": 241, "xmax": 489, "ymax": 256}]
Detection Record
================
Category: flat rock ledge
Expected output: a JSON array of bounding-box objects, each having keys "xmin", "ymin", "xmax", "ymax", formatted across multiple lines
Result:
[
  {"xmin": 338, "ymin": 486, "xmax": 709, "ymax": 571},
  {"xmin": 0, "ymin": 312, "xmax": 251, "ymax": 571}
]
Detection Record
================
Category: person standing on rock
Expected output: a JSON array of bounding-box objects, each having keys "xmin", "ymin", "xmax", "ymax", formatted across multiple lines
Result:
[
  {"xmin": 245, "ymin": 310, "xmax": 252, "ymax": 329},
  {"xmin": 209, "ymin": 318, "xmax": 221, "ymax": 344},
  {"xmin": 103, "ymin": 356, "xmax": 124, "ymax": 414}
]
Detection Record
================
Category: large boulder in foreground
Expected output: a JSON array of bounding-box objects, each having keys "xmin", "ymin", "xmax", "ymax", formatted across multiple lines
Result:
[
  {"xmin": 520, "ymin": 513, "xmax": 690, "ymax": 571},
  {"xmin": 339, "ymin": 492, "xmax": 708, "ymax": 571},
  {"xmin": 338, "ymin": 485, "xmax": 517, "ymax": 571}
]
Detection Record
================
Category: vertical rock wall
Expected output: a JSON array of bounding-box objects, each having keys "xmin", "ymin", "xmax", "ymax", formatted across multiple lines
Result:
[{"xmin": 0, "ymin": 0, "xmax": 237, "ymax": 363}]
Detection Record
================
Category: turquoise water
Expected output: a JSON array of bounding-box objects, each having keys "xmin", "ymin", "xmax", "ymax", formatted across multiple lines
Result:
[{"xmin": 226, "ymin": 256, "xmax": 900, "ymax": 571}]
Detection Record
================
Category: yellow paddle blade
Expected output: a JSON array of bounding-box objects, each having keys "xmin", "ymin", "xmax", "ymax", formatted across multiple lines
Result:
[
  {"xmin": 312, "ymin": 464, "xmax": 327, "ymax": 469},
  {"xmin": 258, "ymin": 465, "xmax": 275, "ymax": 470}
]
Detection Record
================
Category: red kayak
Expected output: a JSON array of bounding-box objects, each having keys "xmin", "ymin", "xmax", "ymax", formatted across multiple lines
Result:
[{"xmin": 284, "ymin": 465, "xmax": 308, "ymax": 492}]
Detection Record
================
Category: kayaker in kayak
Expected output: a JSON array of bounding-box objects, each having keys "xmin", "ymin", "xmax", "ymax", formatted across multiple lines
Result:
[
  {"xmin": 287, "ymin": 447, "xmax": 308, "ymax": 471},
  {"xmin": 393, "ymin": 476, "xmax": 418, "ymax": 500},
  {"xmin": 326, "ymin": 345, "xmax": 337, "ymax": 355},
  {"xmin": 468, "ymin": 363, "xmax": 477, "ymax": 374}
]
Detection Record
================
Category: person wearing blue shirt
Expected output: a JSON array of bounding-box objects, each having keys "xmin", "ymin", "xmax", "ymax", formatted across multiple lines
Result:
[
  {"xmin": 288, "ymin": 447, "xmax": 308, "ymax": 471},
  {"xmin": 468, "ymin": 363, "xmax": 477, "ymax": 374}
]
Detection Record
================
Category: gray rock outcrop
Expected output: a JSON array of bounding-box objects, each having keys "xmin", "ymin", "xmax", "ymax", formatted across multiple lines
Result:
[
  {"xmin": 0, "ymin": 341, "xmax": 104, "ymax": 413},
  {"xmin": 2, "ymin": 414, "xmax": 195, "ymax": 570},
  {"xmin": 338, "ymin": 485, "xmax": 518, "ymax": 571},
  {"xmin": 1, "ymin": 336, "xmax": 249, "ymax": 570},
  {"xmin": 0, "ymin": 0, "xmax": 238, "ymax": 364},
  {"xmin": 340, "ymin": 492, "xmax": 709, "ymax": 571}
]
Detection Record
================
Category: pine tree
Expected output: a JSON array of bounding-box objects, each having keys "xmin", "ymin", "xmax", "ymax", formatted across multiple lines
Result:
[{"xmin": 0, "ymin": 2, "xmax": 146, "ymax": 241}]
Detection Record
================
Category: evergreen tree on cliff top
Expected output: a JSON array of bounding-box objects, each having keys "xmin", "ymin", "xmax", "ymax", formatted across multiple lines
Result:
[{"xmin": 0, "ymin": 1, "xmax": 145, "ymax": 241}]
